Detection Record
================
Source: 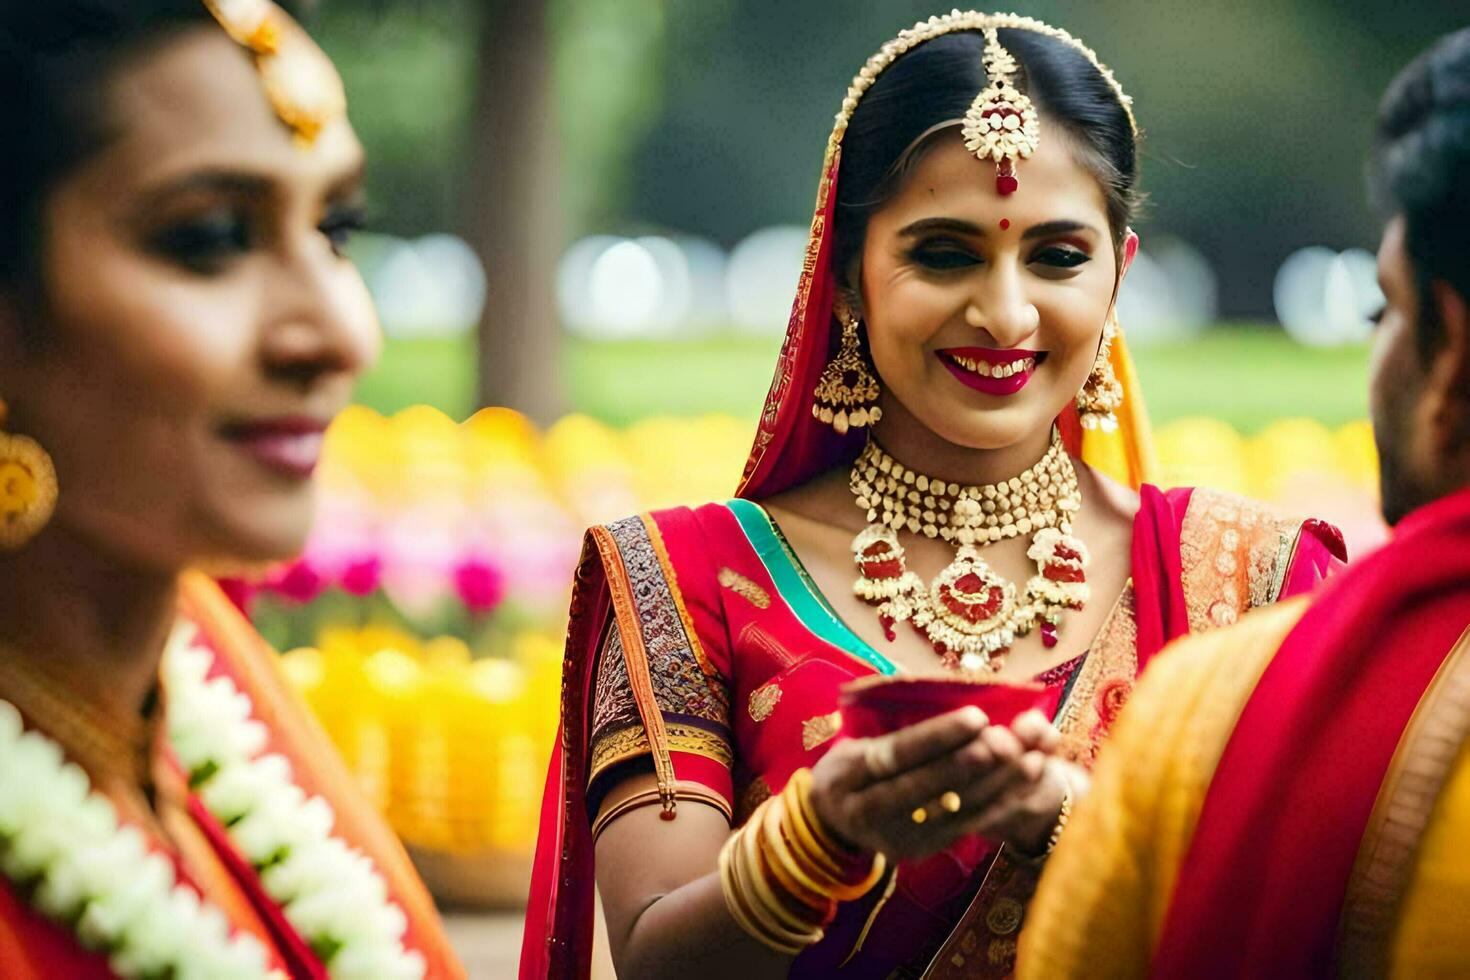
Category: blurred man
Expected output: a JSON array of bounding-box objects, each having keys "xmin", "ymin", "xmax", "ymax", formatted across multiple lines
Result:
[{"xmin": 1017, "ymin": 27, "xmax": 1470, "ymax": 978}]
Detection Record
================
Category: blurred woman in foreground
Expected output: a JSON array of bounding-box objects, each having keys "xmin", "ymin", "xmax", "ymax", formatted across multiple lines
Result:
[{"xmin": 0, "ymin": 1, "xmax": 460, "ymax": 975}]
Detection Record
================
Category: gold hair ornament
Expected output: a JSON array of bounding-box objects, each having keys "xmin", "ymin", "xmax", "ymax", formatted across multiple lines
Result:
[
  {"xmin": 203, "ymin": 0, "xmax": 347, "ymax": 146},
  {"xmin": 960, "ymin": 28, "xmax": 1040, "ymax": 195},
  {"xmin": 829, "ymin": 12, "xmax": 1137, "ymax": 193}
]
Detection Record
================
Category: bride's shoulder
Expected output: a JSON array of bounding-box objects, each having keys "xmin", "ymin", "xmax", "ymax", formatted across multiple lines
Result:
[
  {"xmin": 583, "ymin": 500, "xmax": 765, "ymax": 575},
  {"xmin": 1171, "ymin": 485, "xmax": 1347, "ymax": 621}
]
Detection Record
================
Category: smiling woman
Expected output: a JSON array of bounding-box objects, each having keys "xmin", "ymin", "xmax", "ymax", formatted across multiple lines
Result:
[
  {"xmin": 0, "ymin": 2, "xmax": 459, "ymax": 976},
  {"xmin": 524, "ymin": 12, "xmax": 1348, "ymax": 980}
]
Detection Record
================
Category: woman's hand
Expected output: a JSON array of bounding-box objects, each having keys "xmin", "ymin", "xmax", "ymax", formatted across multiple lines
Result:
[
  {"xmin": 807, "ymin": 706, "xmax": 1054, "ymax": 861},
  {"xmin": 965, "ymin": 710, "xmax": 1092, "ymax": 856}
]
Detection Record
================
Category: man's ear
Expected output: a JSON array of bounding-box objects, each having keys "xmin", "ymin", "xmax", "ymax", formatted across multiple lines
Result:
[{"xmin": 1425, "ymin": 279, "xmax": 1470, "ymax": 455}]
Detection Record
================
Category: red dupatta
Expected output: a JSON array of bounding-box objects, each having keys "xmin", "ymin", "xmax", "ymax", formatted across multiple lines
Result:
[{"xmin": 1152, "ymin": 487, "xmax": 1470, "ymax": 976}]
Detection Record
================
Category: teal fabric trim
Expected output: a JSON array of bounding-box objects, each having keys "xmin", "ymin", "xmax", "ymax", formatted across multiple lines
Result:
[{"xmin": 724, "ymin": 498, "xmax": 898, "ymax": 676}]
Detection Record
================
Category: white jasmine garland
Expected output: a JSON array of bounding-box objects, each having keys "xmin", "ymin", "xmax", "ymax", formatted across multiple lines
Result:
[{"xmin": 0, "ymin": 625, "xmax": 426, "ymax": 979}]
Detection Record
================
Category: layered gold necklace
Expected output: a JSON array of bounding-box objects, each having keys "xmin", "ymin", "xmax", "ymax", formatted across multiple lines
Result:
[{"xmin": 848, "ymin": 430, "xmax": 1090, "ymax": 671}]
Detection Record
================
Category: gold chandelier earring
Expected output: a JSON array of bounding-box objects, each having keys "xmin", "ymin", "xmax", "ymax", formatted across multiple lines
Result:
[
  {"xmin": 812, "ymin": 311, "xmax": 882, "ymax": 436},
  {"xmin": 0, "ymin": 399, "xmax": 58, "ymax": 551},
  {"xmin": 1076, "ymin": 312, "xmax": 1124, "ymax": 431}
]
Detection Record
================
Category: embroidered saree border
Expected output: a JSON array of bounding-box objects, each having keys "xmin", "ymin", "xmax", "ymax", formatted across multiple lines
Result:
[
  {"xmin": 1051, "ymin": 583, "xmax": 1138, "ymax": 765},
  {"xmin": 737, "ymin": 148, "xmax": 841, "ymax": 495},
  {"xmin": 1179, "ymin": 488, "xmax": 1303, "ymax": 632},
  {"xmin": 587, "ymin": 515, "xmax": 733, "ymax": 818},
  {"xmin": 724, "ymin": 498, "xmax": 898, "ymax": 676},
  {"xmin": 919, "ymin": 584, "xmax": 1137, "ymax": 977},
  {"xmin": 1338, "ymin": 624, "xmax": 1470, "ymax": 975},
  {"xmin": 642, "ymin": 514, "xmax": 719, "ymax": 681},
  {"xmin": 586, "ymin": 522, "xmax": 681, "ymax": 815},
  {"xmin": 589, "ymin": 721, "xmax": 735, "ymax": 779}
]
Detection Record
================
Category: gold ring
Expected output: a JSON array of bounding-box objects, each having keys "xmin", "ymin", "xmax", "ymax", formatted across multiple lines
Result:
[
  {"xmin": 864, "ymin": 739, "xmax": 898, "ymax": 781},
  {"xmin": 910, "ymin": 807, "xmax": 928, "ymax": 825},
  {"xmin": 940, "ymin": 791, "xmax": 963, "ymax": 814}
]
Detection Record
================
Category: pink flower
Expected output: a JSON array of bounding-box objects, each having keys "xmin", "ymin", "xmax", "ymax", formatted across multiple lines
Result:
[
  {"xmin": 339, "ymin": 555, "xmax": 383, "ymax": 597},
  {"xmin": 453, "ymin": 557, "xmax": 506, "ymax": 616},
  {"xmin": 270, "ymin": 559, "xmax": 327, "ymax": 605}
]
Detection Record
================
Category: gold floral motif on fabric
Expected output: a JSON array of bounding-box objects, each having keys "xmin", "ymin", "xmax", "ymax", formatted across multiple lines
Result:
[
  {"xmin": 747, "ymin": 682, "xmax": 781, "ymax": 723},
  {"xmin": 802, "ymin": 711, "xmax": 843, "ymax": 751},
  {"xmin": 1052, "ymin": 583, "xmax": 1138, "ymax": 766},
  {"xmin": 1179, "ymin": 488, "xmax": 1307, "ymax": 634},
  {"xmin": 985, "ymin": 897, "xmax": 1024, "ymax": 936},
  {"xmin": 720, "ymin": 567, "xmax": 772, "ymax": 609}
]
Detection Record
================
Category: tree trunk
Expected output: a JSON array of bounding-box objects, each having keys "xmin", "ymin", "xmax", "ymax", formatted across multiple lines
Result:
[{"xmin": 463, "ymin": 0, "xmax": 563, "ymax": 421}]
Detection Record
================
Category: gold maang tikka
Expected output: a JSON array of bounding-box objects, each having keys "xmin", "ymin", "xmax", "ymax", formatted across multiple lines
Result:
[
  {"xmin": 203, "ymin": 0, "xmax": 347, "ymax": 146},
  {"xmin": 960, "ymin": 27, "xmax": 1041, "ymax": 196}
]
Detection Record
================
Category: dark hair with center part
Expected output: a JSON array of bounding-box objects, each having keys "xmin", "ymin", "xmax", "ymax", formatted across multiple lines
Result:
[
  {"xmin": 1371, "ymin": 26, "xmax": 1470, "ymax": 363},
  {"xmin": 0, "ymin": 0, "xmax": 306, "ymax": 291},
  {"xmin": 833, "ymin": 29, "xmax": 1140, "ymax": 288}
]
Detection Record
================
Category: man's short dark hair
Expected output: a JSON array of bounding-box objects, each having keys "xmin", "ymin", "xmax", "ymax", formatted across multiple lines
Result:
[{"xmin": 1372, "ymin": 27, "xmax": 1470, "ymax": 361}]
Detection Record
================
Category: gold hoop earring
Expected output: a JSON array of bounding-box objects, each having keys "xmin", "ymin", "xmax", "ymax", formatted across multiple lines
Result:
[
  {"xmin": 0, "ymin": 399, "xmax": 58, "ymax": 551},
  {"xmin": 812, "ymin": 313, "xmax": 882, "ymax": 436},
  {"xmin": 1076, "ymin": 312, "xmax": 1124, "ymax": 431}
]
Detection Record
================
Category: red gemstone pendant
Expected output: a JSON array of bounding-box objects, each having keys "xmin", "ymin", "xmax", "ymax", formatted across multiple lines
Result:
[{"xmin": 1041, "ymin": 622, "xmax": 1059, "ymax": 648}]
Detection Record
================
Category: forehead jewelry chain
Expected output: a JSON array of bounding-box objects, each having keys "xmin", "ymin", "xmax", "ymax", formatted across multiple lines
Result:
[
  {"xmin": 203, "ymin": 0, "xmax": 348, "ymax": 146},
  {"xmin": 961, "ymin": 27, "xmax": 1042, "ymax": 196},
  {"xmin": 849, "ymin": 429, "xmax": 1090, "ymax": 672}
]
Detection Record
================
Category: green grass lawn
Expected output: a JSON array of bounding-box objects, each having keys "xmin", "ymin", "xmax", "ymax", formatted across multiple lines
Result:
[{"xmin": 353, "ymin": 326, "xmax": 1371, "ymax": 433}]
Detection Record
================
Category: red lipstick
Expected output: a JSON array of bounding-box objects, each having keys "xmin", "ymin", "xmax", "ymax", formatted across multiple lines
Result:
[
  {"xmin": 936, "ymin": 347, "xmax": 1045, "ymax": 397},
  {"xmin": 220, "ymin": 416, "xmax": 329, "ymax": 479}
]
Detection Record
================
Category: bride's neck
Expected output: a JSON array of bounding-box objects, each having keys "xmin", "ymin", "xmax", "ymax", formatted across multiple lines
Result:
[
  {"xmin": 869, "ymin": 401, "xmax": 1056, "ymax": 488},
  {"xmin": 0, "ymin": 523, "xmax": 178, "ymax": 723}
]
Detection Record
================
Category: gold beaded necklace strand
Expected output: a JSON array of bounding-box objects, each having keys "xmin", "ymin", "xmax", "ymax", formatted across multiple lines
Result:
[{"xmin": 848, "ymin": 429, "xmax": 1091, "ymax": 672}]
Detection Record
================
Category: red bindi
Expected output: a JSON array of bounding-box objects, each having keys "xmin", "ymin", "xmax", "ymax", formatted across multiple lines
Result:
[{"xmin": 999, "ymin": 219, "xmax": 1011, "ymax": 231}]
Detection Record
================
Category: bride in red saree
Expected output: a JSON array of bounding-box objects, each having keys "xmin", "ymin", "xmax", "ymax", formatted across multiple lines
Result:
[{"xmin": 523, "ymin": 12, "xmax": 1345, "ymax": 979}]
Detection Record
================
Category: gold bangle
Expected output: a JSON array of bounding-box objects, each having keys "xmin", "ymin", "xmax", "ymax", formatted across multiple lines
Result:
[
  {"xmin": 760, "ymin": 796, "xmax": 838, "ymax": 914},
  {"xmin": 782, "ymin": 777, "xmax": 850, "ymax": 882},
  {"xmin": 1041, "ymin": 786, "xmax": 1074, "ymax": 858},
  {"xmin": 735, "ymin": 807, "xmax": 824, "ymax": 948},
  {"xmin": 719, "ymin": 834, "xmax": 805, "ymax": 955},
  {"xmin": 740, "ymin": 807, "xmax": 825, "ymax": 941},
  {"xmin": 782, "ymin": 768, "xmax": 888, "ymax": 901},
  {"xmin": 788, "ymin": 769, "xmax": 855, "ymax": 863}
]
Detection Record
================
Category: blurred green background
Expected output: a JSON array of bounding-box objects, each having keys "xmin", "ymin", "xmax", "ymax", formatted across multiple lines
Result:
[
  {"xmin": 354, "ymin": 330, "xmax": 1375, "ymax": 432},
  {"xmin": 308, "ymin": 1, "xmax": 1463, "ymax": 430}
]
